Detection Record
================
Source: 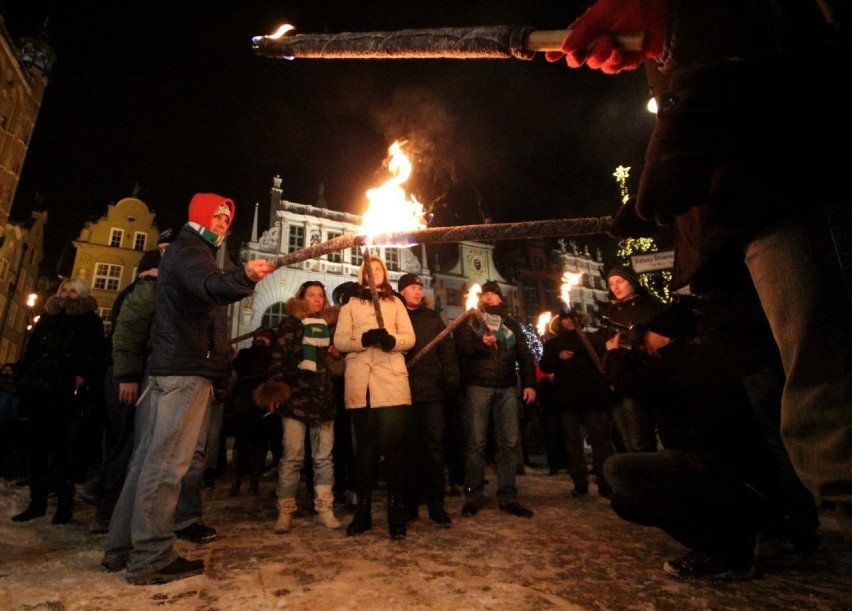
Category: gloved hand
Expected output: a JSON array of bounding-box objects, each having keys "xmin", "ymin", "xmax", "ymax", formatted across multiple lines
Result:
[
  {"xmin": 379, "ymin": 332, "xmax": 396, "ymax": 352},
  {"xmin": 361, "ymin": 328, "xmax": 389, "ymax": 347},
  {"xmin": 544, "ymin": 0, "xmax": 666, "ymax": 74}
]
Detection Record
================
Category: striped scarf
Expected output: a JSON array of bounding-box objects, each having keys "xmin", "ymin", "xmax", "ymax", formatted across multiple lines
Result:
[
  {"xmin": 299, "ymin": 318, "xmax": 330, "ymax": 371},
  {"xmin": 479, "ymin": 312, "xmax": 516, "ymax": 349}
]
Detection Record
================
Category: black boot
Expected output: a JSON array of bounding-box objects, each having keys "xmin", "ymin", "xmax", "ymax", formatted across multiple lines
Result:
[
  {"xmin": 12, "ymin": 501, "xmax": 47, "ymax": 522},
  {"xmin": 52, "ymin": 497, "xmax": 75, "ymax": 525},
  {"xmin": 387, "ymin": 493, "xmax": 407, "ymax": 541},
  {"xmin": 346, "ymin": 492, "xmax": 372, "ymax": 536}
]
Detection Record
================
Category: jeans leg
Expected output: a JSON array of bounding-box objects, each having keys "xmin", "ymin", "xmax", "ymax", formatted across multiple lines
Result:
[
  {"xmin": 463, "ymin": 387, "xmax": 491, "ymax": 501},
  {"xmin": 311, "ymin": 421, "xmax": 336, "ymax": 489},
  {"xmin": 745, "ymin": 205, "xmax": 852, "ymax": 506},
  {"xmin": 278, "ymin": 418, "xmax": 307, "ymax": 498},
  {"xmin": 175, "ymin": 397, "xmax": 211, "ymax": 530},
  {"xmin": 127, "ymin": 376, "xmax": 212, "ymax": 574},
  {"xmin": 492, "ymin": 387, "xmax": 519, "ymax": 505}
]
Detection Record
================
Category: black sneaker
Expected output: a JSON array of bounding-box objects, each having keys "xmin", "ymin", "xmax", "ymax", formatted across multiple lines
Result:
[
  {"xmin": 461, "ymin": 500, "xmax": 479, "ymax": 517},
  {"xmin": 175, "ymin": 522, "xmax": 217, "ymax": 544},
  {"xmin": 499, "ymin": 501, "xmax": 534, "ymax": 518},
  {"xmin": 101, "ymin": 556, "xmax": 128, "ymax": 573},
  {"xmin": 428, "ymin": 506, "xmax": 453, "ymax": 528},
  {"xmin": 663, "ymin": 550, "xmax": 757, "ymax": 581},
  {"xmin": 127, "ymin": 556, "xmax": 204, "ymax": 585}
]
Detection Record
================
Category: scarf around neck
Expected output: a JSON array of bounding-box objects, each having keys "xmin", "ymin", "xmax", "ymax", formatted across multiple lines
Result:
[{"xmin": 299, "ymin": 317, "xmax": 330, "ymax": 371}]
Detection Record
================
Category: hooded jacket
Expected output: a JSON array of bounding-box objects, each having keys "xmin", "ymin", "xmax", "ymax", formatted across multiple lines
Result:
[{"xmin": 146, "ymin": 218, "xmax": 256, "ymax": 381}]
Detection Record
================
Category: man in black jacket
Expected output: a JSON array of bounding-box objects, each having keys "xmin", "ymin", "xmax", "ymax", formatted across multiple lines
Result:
[
  {"xmin": 398, "ymin": 273, "xmax": 459, "ymax": 527},
  {"xmin": 102, "ymin": 193, "xmax": 274, "ymax": 585},
  {"xmin": 455, "ymin": 281, "xmax": 536, "ymax": 518}
]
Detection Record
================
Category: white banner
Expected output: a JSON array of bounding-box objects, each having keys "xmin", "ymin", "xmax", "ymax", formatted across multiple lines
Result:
[{"xmin": 631, "ymin": 250, "xmax": 674, "ymax": 273}]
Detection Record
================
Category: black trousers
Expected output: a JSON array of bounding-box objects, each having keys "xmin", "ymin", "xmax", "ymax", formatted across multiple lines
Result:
[{"xmin": 350, "ymin": 404, "xmax": 409, "ymax": 498}]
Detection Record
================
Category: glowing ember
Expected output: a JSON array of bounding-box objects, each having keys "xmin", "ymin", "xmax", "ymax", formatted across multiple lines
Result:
[
  {"xmin": 268, "ymin": 24, "xmax": 295, "ymax": 40},
  {"xmin": 560, "ymin": 271, "xmax": 584, "ymax": 310},
  {"xmin": 465, "ymin": 283, "xmax": 482, "ymax": 311},
  {"xmin": 360, "ymin": 140, "xmax": 428, "ymax": 243},
  {"xmin": 536, "ymin": 311, "xmax": 552, "ymax": 337}
]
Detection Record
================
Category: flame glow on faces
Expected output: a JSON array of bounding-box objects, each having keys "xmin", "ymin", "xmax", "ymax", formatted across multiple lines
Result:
[
  {"xmin": 360, "ymin": 141, "xmax": 428, "ymax": 244},
  {"xmin": 465, "ymin": 284, "xmax": 482, "ymax": 311},
  {"xmin": 536, "ymin": 311, "xmax": 552, "ymax": 337},
  {"xmin": 560, "ymin": 271, "xmax": 584, "ymax": 310}
]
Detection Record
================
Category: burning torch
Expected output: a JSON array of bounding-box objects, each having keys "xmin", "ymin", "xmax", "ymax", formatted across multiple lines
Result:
[{"xmin": 559, "ymin": 271, "xmax": 604, "ymax": 374}]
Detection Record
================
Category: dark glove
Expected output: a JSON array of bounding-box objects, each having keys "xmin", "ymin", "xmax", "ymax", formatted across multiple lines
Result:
[
  {"xmin": 361, "ymin": 328, "xmax": 388, "ymax": 347},
  {"xmin": 544, "ymin": 0, "xmax": 666, "ymax": 74},
  {"xmin": 379, "ymin": 332, "xmax": 396, "ymax": 352}
]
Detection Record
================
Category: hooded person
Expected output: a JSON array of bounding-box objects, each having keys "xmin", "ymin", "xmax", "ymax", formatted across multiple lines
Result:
[{"xmin": 102, "ymin": 193, "xmax": 274, "ymax": 586}]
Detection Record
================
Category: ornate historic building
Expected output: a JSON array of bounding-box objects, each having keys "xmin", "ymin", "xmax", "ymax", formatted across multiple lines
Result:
[{"xmin": 70, "ymin": 196, "xmax": 161, "ymax": 333}]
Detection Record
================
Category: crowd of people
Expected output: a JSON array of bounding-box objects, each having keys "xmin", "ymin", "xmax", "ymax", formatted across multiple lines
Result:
[{"xmin": 3, "ymin": 0, "xmax": 850, "ymax": 588}]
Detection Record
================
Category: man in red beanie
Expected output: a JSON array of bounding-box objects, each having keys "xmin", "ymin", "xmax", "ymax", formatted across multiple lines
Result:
[{"xmin": 103, "ymin": 193, "xmax": 275, "ymax": 585}]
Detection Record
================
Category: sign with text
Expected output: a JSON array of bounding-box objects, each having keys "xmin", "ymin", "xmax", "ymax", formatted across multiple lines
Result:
[{"xmin": 631, "ymin": 250, "xmax": 674, "ymax": 273}]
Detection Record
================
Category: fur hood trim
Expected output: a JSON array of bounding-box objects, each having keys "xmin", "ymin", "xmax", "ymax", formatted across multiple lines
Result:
[
  {"xmin": 252, "ymin": 379, "xmax": 291, "ymax": 410},
  {"xmin": 285, "ymin": 297, "xmax": 339, "ymax": 325},
  {"xmin": 44, "ymin": 295, "xmax": 99, "ymax": 317}
]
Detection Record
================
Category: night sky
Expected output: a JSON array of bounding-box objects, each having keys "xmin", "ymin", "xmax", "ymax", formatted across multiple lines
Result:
[{"xmin": 3, "ymin": 1, "xmax": 655, "ymax": 274}]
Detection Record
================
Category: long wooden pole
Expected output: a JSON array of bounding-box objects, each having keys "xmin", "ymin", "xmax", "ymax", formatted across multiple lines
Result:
[{"xmin": 252, "ymin": 26, "xmax": 643, "ymax": 60}]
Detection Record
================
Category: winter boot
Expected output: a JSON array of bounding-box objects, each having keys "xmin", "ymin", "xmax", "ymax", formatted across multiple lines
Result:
[
  {"xmin": 274, "ymin": 497, "xmax": 297, "ymax": 534},
  {"xmin": 387, "ymin": 493, "xmax": 407, "ymax": 541},
  {"xmin": 52, "ymin": 497, "xmax": 75, "ymax": 525},
  {"xmin": 346, "ymin": 491, "xmax": 372, "ymax": 536},
  {"xmin": 12, "ymin": 500, "xmax": 47, "ymax": 523},
  {"xmin": 315, "ymin": 485, "xmax": 341, "ymax": 529}
]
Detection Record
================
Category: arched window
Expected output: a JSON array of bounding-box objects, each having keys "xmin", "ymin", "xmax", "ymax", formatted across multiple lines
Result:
[{"xmin": 261, "ymin": 302, "xmax": 287, "ymax": 329}]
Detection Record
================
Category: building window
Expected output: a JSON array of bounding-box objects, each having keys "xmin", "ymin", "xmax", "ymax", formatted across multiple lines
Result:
[
  {"xmin": 287, "ymin": 225, "xmax": 305, "ymax": 253},
  {"xmin": 98, "ymin": 307, "xmax": 113, "ymax": 335},
  {"xmin": 261, "ymin": 302, "xmax": 287, "ymax": 329},
  {"xmin": 109, "ymin": 228, "xmax": 124, "ymax": 248},
  {"xmin": 384, "ymin": 248, "xmax": 399, "ymax": 271},
  {"xmin": 326, "ymin": 231, "xmax": 342, "ymax": 263},
  {"xmin": 350, "ymin": 246, "xmax": 363, "ymax": 268},
  {"xmin": 522, "ymin": 281, "xmax": 539, "ymax": 315},
  {"xmin": 543, "ymin": 281, "xmax": 560, "ymax": 312},
  {"xmin": 446, "ymin": 287, "xmax": 463, "ymax": 307},
  {"xmin": 133, "ymin": 232, "xmax": 147, "ymax": 251},
  {"xmin": 93, "ymin": 263, "xmax": 123, "ymax": 291}
]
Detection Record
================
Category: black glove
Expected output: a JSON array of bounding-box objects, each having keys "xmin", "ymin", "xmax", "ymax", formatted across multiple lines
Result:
[
  {"xmin": 379, "ymin": 332, "xmax": 396, "ymax": 352},
  {"xmin": 361, "ymin": 328, "xmax": 388, "ymax": 347}
]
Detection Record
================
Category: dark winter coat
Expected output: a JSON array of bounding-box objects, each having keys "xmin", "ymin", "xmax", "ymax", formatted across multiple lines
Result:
[
  {"xmin": 603, "ymin": 338, "xmax": 778, "ymax": 491},
  {"xmin": 455, "ymin": 305, "xmax": 535, "ymax": 390},
  {"xmin": 539, "ymin": 325, "xmax": 608, "ymax": 410},
  {"xmin": 256, "ymin": 296, "xmax": 340, "ymax": 424},
  {"xmin": 16, "ymin": 295, "xmax": 106, "ymax": 420},
  {"xmin": 146, "ymin": 224, "xmax": 256, "ymax": 381},
  {"xmin": 112, "ymin": 277, "xmax": 156, "ymax": 383},
  {"xmin": 403, "ymin": 300, "xmax": 459, "ymax": 403}
]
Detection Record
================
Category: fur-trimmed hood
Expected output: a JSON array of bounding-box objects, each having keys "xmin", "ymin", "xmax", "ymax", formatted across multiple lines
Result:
[
  {"xmin": 44, "ymin": 295, "xmax": 99, "ymax": 317},
  {"xmin": 285, "ymin": 297, "xmax": 339, "ymax": 325}
]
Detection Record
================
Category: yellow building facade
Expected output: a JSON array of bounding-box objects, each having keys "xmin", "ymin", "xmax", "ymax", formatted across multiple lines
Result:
[{"xmin": 70, "ymin": 197, "xmax": 160, "ymax": 333}]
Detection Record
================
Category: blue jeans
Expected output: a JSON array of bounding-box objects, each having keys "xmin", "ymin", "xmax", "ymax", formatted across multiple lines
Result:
[
  {"xmin": 277, "ymin": 418, "xmax": 335, "ymax": 498},
  {"xmin": 744, "ymin": 205, "xmax": 852, "ymax": 508},
  {"xmin": 463, "ymin": 385, "xmax": 519, "ymax": 505},
  {"xmin": 104, "ymin": 376, "xmax": 212, "ymax": 574}
]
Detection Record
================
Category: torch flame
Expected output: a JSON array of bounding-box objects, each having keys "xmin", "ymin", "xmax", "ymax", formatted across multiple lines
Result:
[
  {"xmin": 465, "ymin": 284, "xmax": 482, "ymax": 311},
  {"xmin": 560, "ymin": 271, "xmax": 584, "ymax": 310},
  {"xmin": 267, "ymin": 24, "xmax": 295, "ymax": 39},
  {"xmin": 536, "ymin": 311, "xmax": 552, "ymax": 337},
  {"xmin": 360, "ymin": 140, "xmax": 428, "ymax": 244}
]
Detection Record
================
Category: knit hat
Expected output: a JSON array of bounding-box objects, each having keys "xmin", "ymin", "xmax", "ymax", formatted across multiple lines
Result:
[
  {"xmin": 136, "ymin": 249, "xmax": 162, "ymax": 275},
  {"xmin": 480, "ymin": 281, "xmax": 502, "ymax": 298},
  {"xmin": 157, "ymin": 227, "xmax": 176, "ymax": 245},
  {"xmin": 397, "ymin": 273, "xmax": 424, "ymax": 292},
  {"xmin": 253, "ymin": 327, "xmax": 277, "ymax": 345},
  {"xmin": 606, "ymin": 265, "xmax": 640, "ymax": 290},
  {"xmin": 188, "ymin": 193, "xmax": 234, "ymax": 230},
  {"xmin": 644, "ymin": 303, "xmax": 697, "ymax": 339}
]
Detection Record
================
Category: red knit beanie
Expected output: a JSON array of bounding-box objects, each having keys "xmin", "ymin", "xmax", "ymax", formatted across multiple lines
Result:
[{"xmin": 188, "ymin": 193, "xmax": 234, "ymax": 229}]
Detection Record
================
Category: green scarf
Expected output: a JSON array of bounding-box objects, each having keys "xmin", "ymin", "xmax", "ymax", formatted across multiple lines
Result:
[
  {"xmin": 479, "ymin": 312, "xmax": 516, "ymax": 349},
  {"xmin": 299, "ymin": 318, "xmax": 330, "ymax": 371}
]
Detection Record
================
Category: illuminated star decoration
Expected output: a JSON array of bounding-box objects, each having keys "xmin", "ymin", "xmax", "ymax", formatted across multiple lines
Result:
[{"xmin": 613, "ymin": 165, "xmax": 631, "ymax": 205}]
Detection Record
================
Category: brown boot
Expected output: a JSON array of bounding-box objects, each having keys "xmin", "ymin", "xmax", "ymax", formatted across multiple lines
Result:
[{"xmin": 274, "ymin": 497, "xmax": 297, "ymax": 533}]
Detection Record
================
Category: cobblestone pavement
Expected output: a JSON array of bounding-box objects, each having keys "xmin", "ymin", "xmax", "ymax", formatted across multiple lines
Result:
[{"xmin": 2, "ymin": 462, "xmax": 850, "ymax": 610}]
